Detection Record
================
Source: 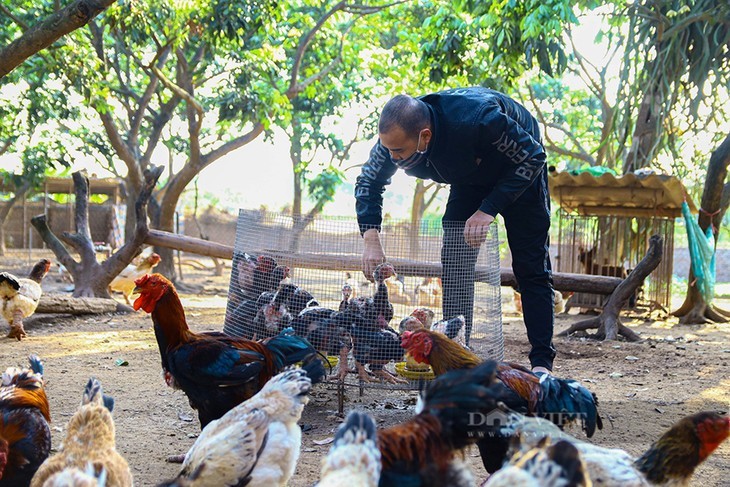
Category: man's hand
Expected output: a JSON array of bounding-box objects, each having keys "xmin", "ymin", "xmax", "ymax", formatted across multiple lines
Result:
[
  {"xmin": 362, "ymin": 228, "xmax": 386, "ymax": 282},
  {"xmin": 464, "ymin": 210, "xmax": 495, "ymax": 248}
]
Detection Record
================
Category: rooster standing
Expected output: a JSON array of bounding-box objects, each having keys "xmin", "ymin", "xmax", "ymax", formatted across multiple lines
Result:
[
  {"xmin": 158, "ymin": 368, "xmax": 313, "ymax": 487},
  {"xmin": 30, "ymin": 377, "xmax": 132, "ymax": 487},
  {"xmin": 0, "ymin": 355, "xmax": 50, "ymax": 486},
  {"xmin": 0, "ymin": 259, "xmax": 51, "ymax": 340},
  {"xmin": 133, "ymin": 273, "xmax": 324, "ymax": 429},
  {"xmin": 401, "ymin": 329, "xmax": 601, "ymax": 474}
]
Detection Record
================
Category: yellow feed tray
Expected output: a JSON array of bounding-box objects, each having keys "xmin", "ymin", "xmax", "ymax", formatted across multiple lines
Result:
[{"xmin": 395, "ymin": 362, "xmax": 435, "ymax": 381}]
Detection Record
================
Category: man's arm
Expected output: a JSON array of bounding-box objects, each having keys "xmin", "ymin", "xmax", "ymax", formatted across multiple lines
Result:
[
  {"xmin": 476, "ymin": 102, "xmax": 547, "ymax": 218},
  {"xmin": 355, "ymin": 141, "xmax": 397, "ymax": 279}
]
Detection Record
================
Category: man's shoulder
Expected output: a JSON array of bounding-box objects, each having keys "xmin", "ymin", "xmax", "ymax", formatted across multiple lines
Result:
[{"xmin": 419, "ymin": 87, "xmax": 501, "ymax": 105}]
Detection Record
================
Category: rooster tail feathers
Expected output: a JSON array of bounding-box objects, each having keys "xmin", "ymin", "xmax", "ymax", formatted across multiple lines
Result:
[
  {"xmin": 336, "ymin": 410, "xmax": 378, "ymax": 446},
  {"xmin": 102, "ymin": 395, "xmax": 115, "ymax": 413},
  {"xmin": 264, "ymin": 327, "xmax": 320, "ymax": 376},
  {"xmin": 537, "ymin": 375, "xmax": 602, "ymax": 437},
  {"xmin": 300, "ymin": 354, "xmax": 326, "ymax": 385},
  {"xmin": 420, "ymin": 361, "xmax": 506, "ymax": 446},
  {"xmin": 28, "ymin": 355, "xmax": 43, "ymax": 376},
  {"xmin": 83, "ymin": 377, "xmax": 114, "ymax": 412},
  {"xmin": 0, "ymin": 272, "xmax": 20, "ymax": 291}
]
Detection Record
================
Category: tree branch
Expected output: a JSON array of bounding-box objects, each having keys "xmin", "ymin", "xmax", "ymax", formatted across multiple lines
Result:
[
  {"xmin": 30, "ymin": 215, "xmax": 78, "ymax": 273},
  {"xmin": 102, "ymin": 165, "xmax": 163, "ymax": 276},
  {"xmin": 0, "ymin": 0, "xmax": 117, "ymax": 79},
  {"xmin": 0, "ymin": 4, "xmax": 30, "ymax": 30},
  {"xmin": 288, "ymin": 1, "xmax": 346, "ymax": 95}
]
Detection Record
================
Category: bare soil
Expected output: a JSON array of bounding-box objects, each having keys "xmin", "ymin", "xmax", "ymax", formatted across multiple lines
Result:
[{"xmin": 1, "ymin": 256, "xmax": 728, "ymax": 486}]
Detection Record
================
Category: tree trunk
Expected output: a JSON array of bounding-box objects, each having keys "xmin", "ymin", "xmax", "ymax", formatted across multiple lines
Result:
[
  {"xmin": 622, "ymin": 67, "xmax": 663, "ymax": 174},
  {"xmin": 36, "ymin": 295, "xmax": 128, "ymax": 314},
  {"xmin": 673, "ymin": 131, "xmax": 730, "ymax": 323},
  {"xmin": 31, "ymin": 166, "xmax": 163, "ymax": 298},
  {"xmin": 558, "ymin": 234, "xmax": 663, "ymax": 341}
]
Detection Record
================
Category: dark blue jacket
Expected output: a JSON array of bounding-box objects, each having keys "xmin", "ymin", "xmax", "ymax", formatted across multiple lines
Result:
[{"xmin": 355, "ymin": 87, "xmax": 546, "ymax": 232}]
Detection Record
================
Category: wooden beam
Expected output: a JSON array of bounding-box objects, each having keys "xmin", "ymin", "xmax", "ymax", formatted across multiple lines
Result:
[{"xmin": 144, "ymin": 230, "xmax": 623, "ymax": 295}]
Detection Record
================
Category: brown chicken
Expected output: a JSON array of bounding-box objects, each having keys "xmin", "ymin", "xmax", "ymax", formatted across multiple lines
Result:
[
  {"xmin": 109, "ymin": 253, "xmax": 161, "ymax": 305},
  {"xmin": 0, "ymin": 355, "xmax": 51, "ymax": 485},
  {"xmin": 0, "ymin": 259, "xmax": 51, "ymax": 340},
  {"xmin": 401, "ymin": 329, "xmax": 602, "ymax": 474},
  {"xmin": 133, "ymin": 273, "xmax": 324, "ymax": 430},
  {"xmin": 31, "ymin": 377, "xmax": 132, "ymax": 487}
]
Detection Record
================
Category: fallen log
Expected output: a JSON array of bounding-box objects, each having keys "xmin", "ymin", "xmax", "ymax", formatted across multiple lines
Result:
[
  {"xmin": 145, "ymin": 230, "xmax": 623, "ymax": 295},
  {"xmin": 36, "ymin": 294, "xmax": 131, "ymax": 314}
]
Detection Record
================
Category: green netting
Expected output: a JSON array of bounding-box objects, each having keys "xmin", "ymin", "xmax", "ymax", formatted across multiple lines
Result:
[{"xmin": 682, "ymin": 201, "xmax": 716, "ymax": 304}]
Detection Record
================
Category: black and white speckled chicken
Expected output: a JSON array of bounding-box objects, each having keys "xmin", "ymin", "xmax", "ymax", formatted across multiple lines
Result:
[{"xmin": 0, "ymin": 259, "xmax": 51, "ymax": 340}]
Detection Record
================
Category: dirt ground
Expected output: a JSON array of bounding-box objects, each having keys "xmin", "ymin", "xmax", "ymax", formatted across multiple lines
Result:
[{"xmin": 1, "ymin": 256, "xmax": 729, "ymax": 486}]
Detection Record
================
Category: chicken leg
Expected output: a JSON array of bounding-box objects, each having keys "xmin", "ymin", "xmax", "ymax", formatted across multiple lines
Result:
[{"xmin": 7, "ymin": 309, "xmax": 26, "ymax": 340}]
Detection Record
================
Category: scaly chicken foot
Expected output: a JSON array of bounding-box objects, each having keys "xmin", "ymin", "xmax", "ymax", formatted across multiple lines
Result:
[
  {"xmin": 371, "ymin": 368, "xmax": 408, "ymax": 384},
  {"xmin": 7, "ymin": 323, "xmax": 26, "ymax": 341}
]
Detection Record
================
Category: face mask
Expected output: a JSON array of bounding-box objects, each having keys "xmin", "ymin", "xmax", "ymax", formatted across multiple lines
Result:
[{"xmin": 393, "ymin": 131, "xmax": 427, "ymax": 170}]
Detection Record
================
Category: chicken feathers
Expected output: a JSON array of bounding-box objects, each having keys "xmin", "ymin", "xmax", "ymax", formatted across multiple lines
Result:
[
  {"xmin": 159, "ymin": 368, "xmax": 313, "ymax": 487},
  {"xmin": 30, "ymin": 378, "xmax": 132, "ymax": 487}
]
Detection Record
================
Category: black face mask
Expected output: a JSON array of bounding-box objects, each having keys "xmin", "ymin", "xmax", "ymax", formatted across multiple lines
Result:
[{"xmin": 393, "ymin": 131, "xmax": 427, "ymax": 170}]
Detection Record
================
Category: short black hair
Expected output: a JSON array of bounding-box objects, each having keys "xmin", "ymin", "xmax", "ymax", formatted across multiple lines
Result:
[{"xmin": 379, "ymin": 95, "xmax": 430, "ymax": 139}]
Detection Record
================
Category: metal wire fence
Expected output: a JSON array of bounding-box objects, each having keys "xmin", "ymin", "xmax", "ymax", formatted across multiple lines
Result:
[{"xmin": 222, "ymin": 209, "xmax": 503, "ymax": 390}]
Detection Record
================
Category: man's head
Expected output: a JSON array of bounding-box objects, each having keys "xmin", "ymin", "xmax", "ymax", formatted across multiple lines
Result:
[{"xmin": 379, "ymin": 95, "xmax": 432, "ymax": 170}]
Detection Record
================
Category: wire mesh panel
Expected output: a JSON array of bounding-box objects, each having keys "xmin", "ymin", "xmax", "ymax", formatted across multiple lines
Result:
[
  {"xmin": 223, "ymin": 209, "xmax": 503, "ymax": 388},
  {"xmin": 555, "ymin": 210, "xmax": 675, "ymax": 311}
]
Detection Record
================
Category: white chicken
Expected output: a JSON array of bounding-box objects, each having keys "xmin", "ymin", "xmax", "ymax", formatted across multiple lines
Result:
[
  {"xmin": 158, "ymin": 368, "xmax": 312, "ymax": 487},
  {"xmin": 0, "ymin": 259, "xmax": 51, "ymax": 340},
  {"xmin": 485, "ymin": 437, "xmax": 591, "ymax": 487},
  {"xmin": 493, "ymin": 411, "xmax": 729, "ymax": 486},
  {"xmin": 513, "ymin": 289, "xmax": 572, "ymax": 316},
  {"xmin": 317, "ymin": 410, "xmax": 381, "ymax": 487}
]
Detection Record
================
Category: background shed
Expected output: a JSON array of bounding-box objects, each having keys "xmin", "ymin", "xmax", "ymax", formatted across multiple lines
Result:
[{"xmin": 549, "ymin": 170, "xmax": 695, "ymax": 312}]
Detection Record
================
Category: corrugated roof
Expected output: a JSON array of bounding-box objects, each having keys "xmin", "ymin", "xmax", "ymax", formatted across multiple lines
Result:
[{"xmin": 548, "ymin": 171, "xmax": 696, "ymax": 218}]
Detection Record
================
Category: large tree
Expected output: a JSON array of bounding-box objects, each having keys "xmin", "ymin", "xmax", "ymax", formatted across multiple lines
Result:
[{"xmin": 50, "ymin": 0, "xmax": 408, "ymax": 279}]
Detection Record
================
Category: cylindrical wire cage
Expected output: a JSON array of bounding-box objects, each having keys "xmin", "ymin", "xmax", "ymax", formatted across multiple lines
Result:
[{"xmin": 223, "ymin": 209, "xmax": 503, "ymax": 390}]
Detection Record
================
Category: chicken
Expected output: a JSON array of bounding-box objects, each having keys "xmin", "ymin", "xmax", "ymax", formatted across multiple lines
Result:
[
  {"xmin": 513, "ymin": 289, "xmax": 573, "ymax": 315},
  {"xmin": 377, "ymin": 361, "xmax": 510, "ymax": 486},
  {"xmin": 0, "ymin": 355, "xmax": 51, "ymax": 485},
  {"xmin": 252, "ymin": 284, "xmax": 298, "ymax": 338},
  {"xmin": 343, "ymin": 272, "xmax": 360, "ymax": 300},
  {"xmin": 40, "ymin": 464, "xmax": 107, "ymax": 487},
  {"xmin": 158, "ymin": 368, "xmax": 313, "ymax": 487},
  {"xmin": 401, "ymin": 329, "xmax": 602, "ymax": 474},
  {"xmin": 109, "ymin": 252, "xmax": 161, "ymax": 305},
  {"xmin": 317, "ymin": 411, "xmax": 380, "ymax": 487},
  {"xmin": 0, "ymin": 258, "xmax": 51, "ymax": 340},
  {"xmin": 430, "ymin": 314, "xmax": 466, "ymax": 347},
  {"xmin": 346, "ymin": 263, "xmax": 395, "ymax": 329},
  {"xmin": 290, "ymin": 306, "xmax": 353, "ymax": 380},
  {"xmin": 384, "ymin": 275, "xmax": 411, "ymax": 305},
  {"xmin": 415, "ymin": 277, "xmax": 442, "ymax": 308},
  {"xmin": 31, "ymin": 378, "xmax": 132, "ymax": 487},
  {"xmin": 485, "ymin": 437, "xmax": 592, "ymax": 487},
  {"xmin": 493, "ymin": 411, "xmax": 729, "ymax": 486},
  {"xmin": 133, "ymin": 273, "xmax": 324, "ymax": 429},
  {"xmin": 225, "ymin": 264, "xmax": 289, "ymax": 338}
]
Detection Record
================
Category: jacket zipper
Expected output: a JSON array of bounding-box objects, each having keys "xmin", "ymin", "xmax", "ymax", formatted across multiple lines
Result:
[{"xmin": 426, "ymin": 158, "xmax": 446, "ymax": 181}]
